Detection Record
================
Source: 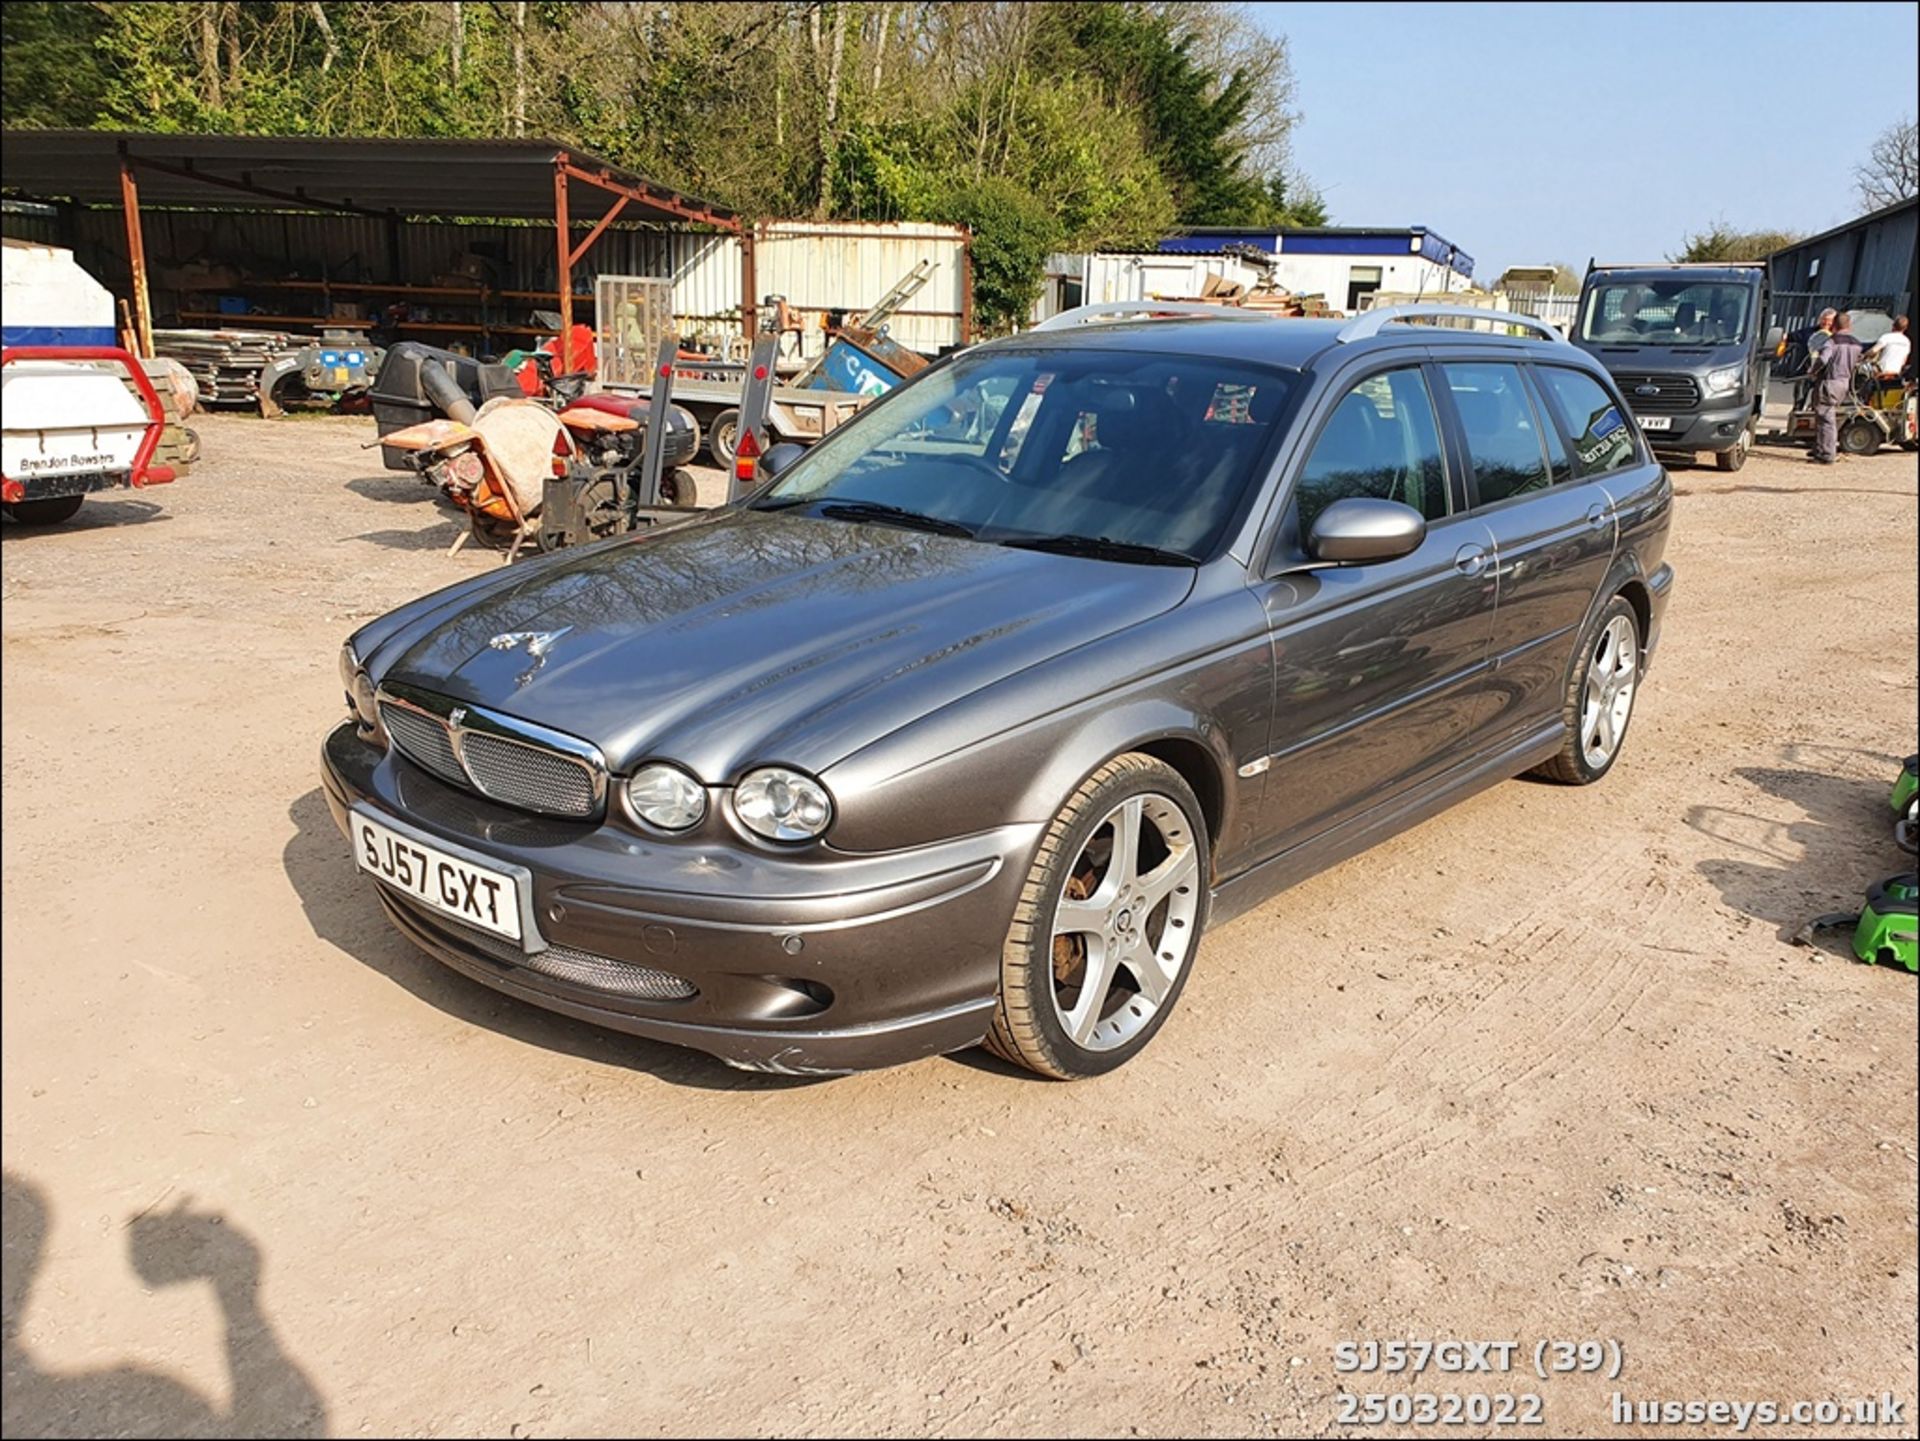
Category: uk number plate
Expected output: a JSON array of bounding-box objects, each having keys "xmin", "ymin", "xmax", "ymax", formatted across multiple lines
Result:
[
  {"xmin": 352, "ymin": 808, "xmax": 524, "ymax": 942},
  {"xmin": 1636, "ymin": 415, "xmax": 1672, "ymax": 431}
]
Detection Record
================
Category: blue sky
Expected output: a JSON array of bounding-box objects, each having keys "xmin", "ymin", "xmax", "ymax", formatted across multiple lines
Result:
[{"xmin": 1254, "ymin": 0, "xmax": 1918, "ymax": 279}]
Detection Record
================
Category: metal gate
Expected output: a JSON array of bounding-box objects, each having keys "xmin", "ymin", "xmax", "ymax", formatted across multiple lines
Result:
[{"xmin": 594, "ymin": 275, "xmax": 674, "ymax": 388}]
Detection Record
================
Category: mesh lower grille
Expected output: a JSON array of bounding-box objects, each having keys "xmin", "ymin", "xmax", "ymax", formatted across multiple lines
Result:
[
  {"xmin": 380, "ymin": 703, "xmax": 465, "ymax": 787},
  {"xmin": 459, "ymin": 732, "xmax": 597, "ymax": 817},
  {"xmin": 445, "ymin": 915, "xmax": 698, "ymax": 1002}
]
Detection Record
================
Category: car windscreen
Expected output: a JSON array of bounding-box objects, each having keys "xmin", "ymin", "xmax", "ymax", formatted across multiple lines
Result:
[
  {"xmin": 1580, "ymin": 280, "xmax": 1753, "ymax": 346},
  {"xmin": 752, "ymin": 345, "xmax": 1296, "ymax": 562}
]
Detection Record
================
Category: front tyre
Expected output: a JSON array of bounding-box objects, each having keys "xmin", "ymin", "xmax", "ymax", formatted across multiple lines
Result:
[
  {"xmin": 986, "ymin": 754, "xmax": 1209, "ymax": 1079},
  {"xmin": 1531, "ymin": 596, "xmax": 1641, "ymax": 785},
  {"xmin": 1715, "ymin": 417, "xmax": 1753, "ymax": 471}
]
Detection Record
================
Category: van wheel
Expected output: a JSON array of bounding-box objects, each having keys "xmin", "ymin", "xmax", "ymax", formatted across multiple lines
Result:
[
  {"xmin": 2, "ymin": 495, "xmax": 85, "ymax": 526},
  {"xmin": 1715, "ymin": 420, "xmax": 1752, "ymax": 471},
  {"xmin": 1531, "ymin": 597, "xmax": 1640, "ymax": 785},
  {"xmin": 985, "ymin": 754, "xmax": 1208, "ymax": 1079}
]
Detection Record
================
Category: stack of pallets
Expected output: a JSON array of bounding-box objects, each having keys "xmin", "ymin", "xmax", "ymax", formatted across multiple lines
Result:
[{"xmin": 150, "ymin": 327, "xmax": 303, "ymax": 408}]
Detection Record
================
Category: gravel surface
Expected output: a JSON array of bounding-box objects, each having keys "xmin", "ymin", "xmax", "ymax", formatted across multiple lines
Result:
[{"xmin": 4, "ymin": 416, "xmax": 1916, "ymax": 1437}]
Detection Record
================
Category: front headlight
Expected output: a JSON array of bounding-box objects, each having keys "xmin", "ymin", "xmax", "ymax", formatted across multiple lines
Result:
[
  {"xmin": 1703, "ymin": 365, "xmax": 1743, "ymax": 397},
  {"xmin": 625, "ymin": 764, "xmax": 707, "ymax": 831},
  {"xmin": 733, "ymin": 766, "xmax": 833, "ymax": 841},
  {"xmin": 339, "ymin": 643, "xmax": 378, "ymax": 730}
]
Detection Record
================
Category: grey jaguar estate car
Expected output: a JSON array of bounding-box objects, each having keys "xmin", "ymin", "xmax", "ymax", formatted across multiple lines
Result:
[{"xmin": 324, "ymin": 303, "xmax": 1672, "ymax": 1078}]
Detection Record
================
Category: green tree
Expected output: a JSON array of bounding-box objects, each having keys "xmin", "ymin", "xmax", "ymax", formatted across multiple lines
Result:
[
  {"xmin": 1672, "ymin": 222, "xmax": 1802, "ymax": 263},
  {"xmin": 941, "ymin": 176, "xmax": 1063, "ymax": 332},
  {"xmin": 0, "ymin": 1, "xmax": 111, "ymax": 128}
]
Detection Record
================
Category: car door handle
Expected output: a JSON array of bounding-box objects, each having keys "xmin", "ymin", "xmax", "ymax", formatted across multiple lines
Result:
[
  {"xmin": 1453, "ymin": 543, "xmax": 1487, "ymax": 577},
  {"xmin": 1586, "ymin": 503, "xmax": 1612, "ymax": 530}
]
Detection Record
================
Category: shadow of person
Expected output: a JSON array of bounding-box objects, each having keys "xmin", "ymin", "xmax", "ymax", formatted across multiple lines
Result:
[
  {"xmin": 3, "ymin": 1173, "xmax": 328, "ymax": 1439},
  {"xmin": 1687, "ymin": 757, "xmax": 1909, "ymax": 939},
  {"xmin": 279, "ymin": 787, "xmax": 823, "ymax": 1091}
]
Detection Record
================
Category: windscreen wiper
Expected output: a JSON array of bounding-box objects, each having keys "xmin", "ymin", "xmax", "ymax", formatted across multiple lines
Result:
[
  {"xmin": 813, "ymin": 500, "xmax": 980, "ymax": 538},
  {"xmin": 999, "ymin": 533, "xmax": 1194, "ymax": 566}
]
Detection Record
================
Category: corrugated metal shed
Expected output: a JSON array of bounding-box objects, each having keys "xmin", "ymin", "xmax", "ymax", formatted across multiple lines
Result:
[
  {"xmin": 0, "ymin": 207, "xmax": 969, "ymax": 355},
  {"xmin": 0, "ymin": 130, "xmax": 735, "ymax": 226},
  {"xmin": 1768, "ymin": 197, "xmax": 1918, "ymax": 316}
]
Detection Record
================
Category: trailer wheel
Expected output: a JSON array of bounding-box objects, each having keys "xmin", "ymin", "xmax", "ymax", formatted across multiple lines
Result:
[
  {"xmin": 3, "ymin": 495, "xmax": 86, "ymax": 526},
  {"xmin": 709, "ymin": 408, "xmax": 741, "ymax": 469},
  {"xmin": 1839, "ymin": 416, "xmax": 1883, "ymax": 456}
]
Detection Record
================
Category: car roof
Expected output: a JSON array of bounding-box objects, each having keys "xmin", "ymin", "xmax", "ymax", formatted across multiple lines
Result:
[{"xmin": 986, "ymin": 314, "xmax": 1576, "ymax": 372}]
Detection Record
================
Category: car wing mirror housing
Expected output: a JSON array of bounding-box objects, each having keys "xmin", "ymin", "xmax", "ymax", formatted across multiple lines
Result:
[
  {"xmin": 759, "ymin": 442, "xmax": 806, "ymax": 481},
  {"xmin": 1764, "ymin": 325, "xmax": 1785, "ymax": 352},
  {"xmin": 1306, "ymin": 497, "xmax": 1428, "ymax": 565}
]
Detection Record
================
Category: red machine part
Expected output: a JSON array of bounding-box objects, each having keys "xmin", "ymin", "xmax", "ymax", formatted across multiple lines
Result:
[{"xmin": 1, "ymin": 345, "xmax": 176, "ymax": 503}]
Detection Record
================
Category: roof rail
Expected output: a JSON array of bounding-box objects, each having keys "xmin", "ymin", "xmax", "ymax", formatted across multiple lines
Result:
[
  {"xmin": 1337, "ymin": 304, "xmax": 1565, "ymax": 345},
  {"xmin": 1030, "ymin": 300, "xmax": 1273, "ymax": 332},
  {"xmin": 1588, "ymin": 260, "xmax": 1767, "ymax": 271}
]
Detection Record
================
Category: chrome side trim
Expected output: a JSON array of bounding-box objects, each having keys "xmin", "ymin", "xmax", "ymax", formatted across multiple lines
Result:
[{"xmin": 376, "ymin": 680, "xmax": 609, "ymax": 817}]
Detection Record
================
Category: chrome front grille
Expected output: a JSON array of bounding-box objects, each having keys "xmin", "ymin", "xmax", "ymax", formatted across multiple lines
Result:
[
  {"xmin": 431, "ymin": 911, "xmax": 698, "ymax": 1002},
  {"xmin": 459, "ymin": 732, "xmax": 598, "ymax": 816},
  {"xmin": 1614, "ymin": 372, "xmax": 1700, "ymax": 413},
  {"xmin": 376, "ymin": 685, "xmax": 605, "ymax": 819},
  {"xmin": 380, "ymin": 703, "xmax": 466, "ymax": 788}
]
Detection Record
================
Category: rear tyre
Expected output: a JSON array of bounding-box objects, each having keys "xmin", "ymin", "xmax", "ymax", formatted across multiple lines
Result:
[
  {"xmin": 3, "ymin": 495, "xmax": 86, "ymax": 526},
  {"xmin": 1839, "ymin": 416, "xmax": 1882, "ymax": 456},
  {"xmin": 708, "ymin": 408, "xmax": 741, "ymax": 469},
  {"xmin": 1715, "ymin": 419, "xmax": 1753, "ymax": 471},
  {"xmin": 1531, "ymin": 596, "xmax": 1641, "ymax": 785},
  {"xmin": 985, "ymin": 754, "xmax": 1209, "ymax": 1079}
]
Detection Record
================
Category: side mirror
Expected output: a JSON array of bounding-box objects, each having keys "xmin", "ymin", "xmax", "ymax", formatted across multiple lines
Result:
[
  {"xmin": 759, "ymin": 442, "xmax": 805, "ymax": 481},
  {"xmin": 1307, "ymin": 497, "xmax": 1427, "ymax": 565},
  {"xmin": 1764, "ymin": 326, "xmax": 1785, "ymax": 351}
]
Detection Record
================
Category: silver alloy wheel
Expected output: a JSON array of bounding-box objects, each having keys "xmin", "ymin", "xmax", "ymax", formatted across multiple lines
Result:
[
  {"xmin": 1580, "ymin": 613, "xmax": 1639, "ymax": 769},
  {"xmin": 1048, "ymin": 792, "xmax": 1201, "ymax": 1051}
]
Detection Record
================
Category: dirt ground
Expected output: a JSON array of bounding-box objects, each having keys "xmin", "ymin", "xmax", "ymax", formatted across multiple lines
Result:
[{"xmin": 3, "ymin": 415, "xmax": 1915, "ymax": 1439}]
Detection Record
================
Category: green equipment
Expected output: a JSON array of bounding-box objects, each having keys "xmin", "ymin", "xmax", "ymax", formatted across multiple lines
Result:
[
  {"xmin": 1853, "ymin": 875, "xmax": 1918, "ymax": 972},
  {"xmin": 1792, "ymin": 755, "xmax": 1919, "ymax": 970},
  {"xmin": 1894, "ymin": 754, "xmax": 1918, "ymax": 853}
]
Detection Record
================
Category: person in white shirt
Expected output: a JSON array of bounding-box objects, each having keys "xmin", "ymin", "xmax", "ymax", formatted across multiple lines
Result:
[{"xmin": 1863, "ymin": 315, "xmax": 1911, "ymax": 379}]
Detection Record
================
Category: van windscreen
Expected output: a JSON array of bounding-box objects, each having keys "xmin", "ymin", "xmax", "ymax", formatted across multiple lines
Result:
[{"xmin": 1580, "ymin": 280, "xmax": 1752, "ymax": 346}]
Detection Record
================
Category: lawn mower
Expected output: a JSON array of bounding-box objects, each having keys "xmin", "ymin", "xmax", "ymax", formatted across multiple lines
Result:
[{"xmin": 1784, "ymin": 371, "xmax": 1919, "ymax": 456}]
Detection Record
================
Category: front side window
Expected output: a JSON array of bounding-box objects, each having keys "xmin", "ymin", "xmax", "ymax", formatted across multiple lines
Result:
[
  {"xmin": 1293, "ymin": 367, "xmax": 1450, "ymax": 532},
  {"xmin": 1443, "ymin": 362, "xmax": 1551, "ymax": 505},
  {"xmin": 1579, "ymin": 280, "xmax": 1753, "ymax": 346},
  {"xmin": 756, "ymin": 346, "xmax": 1296, "ymax": 561},
  {"xmin": 1535, "ymin": 366, "xmax": 1637, "ymax": 477}
]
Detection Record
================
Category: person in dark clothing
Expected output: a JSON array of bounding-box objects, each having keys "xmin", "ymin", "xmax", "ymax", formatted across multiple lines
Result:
[{"xmin": 1807, "ymin": 311, "xmax": 1863, "ymax": 463}]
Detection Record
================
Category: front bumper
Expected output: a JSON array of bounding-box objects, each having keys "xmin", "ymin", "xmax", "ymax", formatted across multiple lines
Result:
[
  {"xmin": 2, "ymin": 469, "xmax": 133, "ymax": 504},
  {"xmin": 321, "ymin": 721, "xmax": 1037, "ymax": 1073},
  {"xmin": 1634, "ymin": 400, "xmax": 1751, "ymax": 453}
]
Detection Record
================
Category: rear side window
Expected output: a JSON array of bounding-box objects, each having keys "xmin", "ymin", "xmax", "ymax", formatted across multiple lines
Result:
[
  {"xmin": 1294, "ymin": 367, "xmax": 1450, "ymax": 530},
  {"xmin": 1535, "ymin": 366, "xmax": 1637, "ymax": 477},
  {"xmin": 1442, "ymin": 362, "xmax": 1551, "ymax": 505}
]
